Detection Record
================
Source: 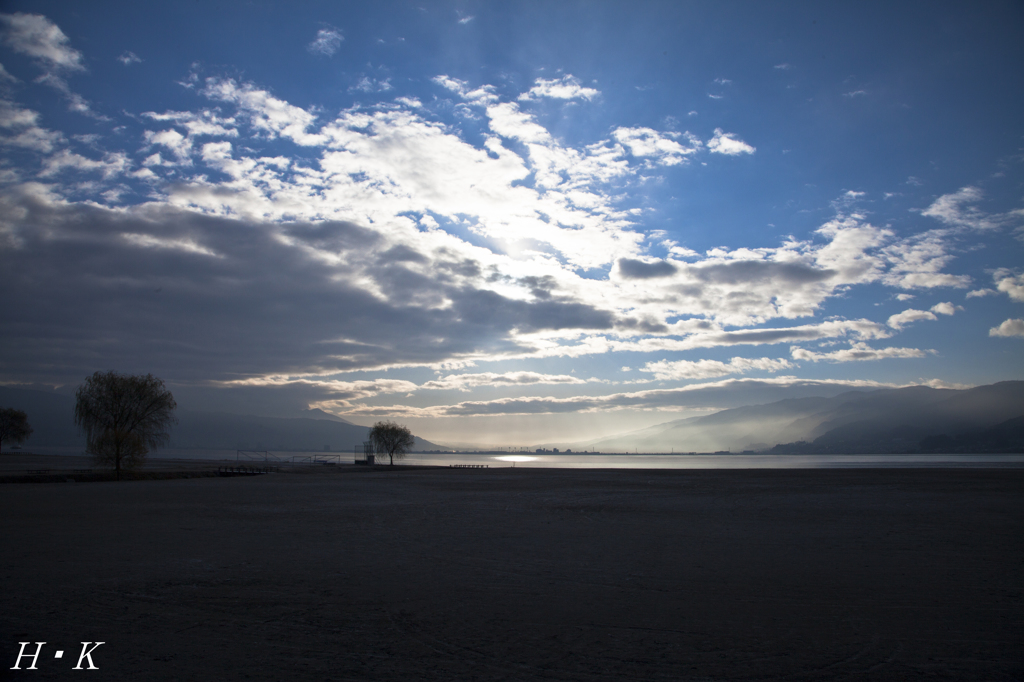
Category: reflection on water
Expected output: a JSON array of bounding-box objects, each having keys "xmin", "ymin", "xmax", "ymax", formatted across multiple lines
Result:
[
  {"xmin": 415, "ymin": 453, "xmax": 1024, "ymax": 469},
  {"xmin": 138, "ymin": 449, "xmax": 1024, "ymax": 469},
  {"xmin": 31, "ymin": 446, "xmax": 1022, "ymax": 469}
]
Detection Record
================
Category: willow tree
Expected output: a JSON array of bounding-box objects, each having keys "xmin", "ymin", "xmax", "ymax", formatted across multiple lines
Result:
[
  {"xmin": 74, "ymin": 371, "xmax": 177, "ymax": 480},
  {"xmin": 368, "ymin": 420, "xmax": 415, "ymax": 466}
]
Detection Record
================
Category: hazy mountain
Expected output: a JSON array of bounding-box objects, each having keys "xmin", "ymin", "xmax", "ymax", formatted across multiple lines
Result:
[
  {"xmin": 171, "ymin": 410, "xmax": 439, "ymax": 453},
  {"xmin": 917, "ymin": 415, "xmax": 1024, "ymax": 454},
  {"xmin": 7, "ymin": 381, "xmax": 1021, "ymax": 456},
  {"xmin": 301, "ymin": 408, "xmax": 357, "ymax": 424},
  {"xmin": 0, "ymin": 385, "xmax": 437, "ymax": 452},
  {"xmin": 0, "ymin": 385, "xmax": 80, "ymax": 446},
  {"xmin": 585, "ymin": 381, "xmax": 1024, "ymax": 454}
]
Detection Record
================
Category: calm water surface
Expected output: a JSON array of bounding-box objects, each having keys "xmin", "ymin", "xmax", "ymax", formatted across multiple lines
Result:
[{"xmin": 137, "ymin": 449, "xmax": 1024, "ymax": 469}]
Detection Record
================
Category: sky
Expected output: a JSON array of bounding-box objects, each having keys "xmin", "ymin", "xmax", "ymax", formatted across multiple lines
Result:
[{"xmin": 1, "ymin": 1, "xmax": 1022, "ymax": 446}]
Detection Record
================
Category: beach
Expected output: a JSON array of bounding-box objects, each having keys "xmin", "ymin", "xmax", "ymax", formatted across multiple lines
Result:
[{"xmin": 2, "ymin": 463, "xmax": 1021, "ymax": 680}]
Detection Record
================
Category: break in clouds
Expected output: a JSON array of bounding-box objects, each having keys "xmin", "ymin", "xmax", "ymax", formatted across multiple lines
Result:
[{"xmin": 0, "ymin": 12, "xmax": 1021, "ymax": 419}]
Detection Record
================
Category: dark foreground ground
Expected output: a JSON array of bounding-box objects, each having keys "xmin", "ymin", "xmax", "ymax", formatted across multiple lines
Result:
[{"xmin": 1, "ymin": 464, "xmax": 1021, "ymax": 681}]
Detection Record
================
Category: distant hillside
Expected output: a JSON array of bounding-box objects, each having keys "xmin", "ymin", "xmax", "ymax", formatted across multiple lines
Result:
[
  {"xmin": 0, "ymin": 385, "xmax": 438, "ymax": 452},
  {"xmin": 917, "ymin": 415, "xmax": 1024, "ymax": 453},
  {"xmin": 171, "ymin": 410, "xmax": 439, "ymax": 452},
  {"xmin": 585, "ymin": 381, "xmax": 1024, "ymax": 454}
]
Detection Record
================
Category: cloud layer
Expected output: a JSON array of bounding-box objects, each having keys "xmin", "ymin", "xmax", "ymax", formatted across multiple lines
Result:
[{"xmin": 1, "ymin": 14, "xmax": 1019, "ymax": 428}]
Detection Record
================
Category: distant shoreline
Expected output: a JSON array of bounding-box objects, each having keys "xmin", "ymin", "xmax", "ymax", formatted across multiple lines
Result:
[{"xmin": 3, "ymin": 451, "xmax": 1023, "ymax": 479}]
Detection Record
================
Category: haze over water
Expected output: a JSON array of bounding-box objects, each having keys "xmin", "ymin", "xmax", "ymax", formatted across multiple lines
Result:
[{"xmin": 138, "ymin": 448, "xmax": 1024, "ymax": 469}]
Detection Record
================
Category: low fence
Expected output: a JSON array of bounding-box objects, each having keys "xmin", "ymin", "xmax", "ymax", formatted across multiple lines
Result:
[
  {"xmin": 289, "ymin": 454, "xmax": 343, "ymax": 465},
  {"xmin": 218, "ymin": 465, "xmax": 278, "ymax": 475}
]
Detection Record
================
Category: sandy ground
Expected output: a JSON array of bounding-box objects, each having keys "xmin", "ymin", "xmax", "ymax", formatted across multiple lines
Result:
[{"xmin": 1, "ymin": 464, "xmax": 1021, "ymax": 681}]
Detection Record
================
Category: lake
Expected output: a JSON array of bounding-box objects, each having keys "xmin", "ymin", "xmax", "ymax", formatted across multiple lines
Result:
[{"xmin": 140, "ymin": 448, "xmax": 1024, "ymax": 469}]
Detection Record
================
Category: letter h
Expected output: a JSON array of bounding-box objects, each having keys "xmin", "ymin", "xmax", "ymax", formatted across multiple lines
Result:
[{"xmin": 11, "ymin": 642, "xmax": 45, "ymax": 670}]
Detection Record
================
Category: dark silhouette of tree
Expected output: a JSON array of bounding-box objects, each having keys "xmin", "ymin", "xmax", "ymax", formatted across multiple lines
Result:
[
  {"xmin": 368, "ymin": 420, "xmax": 415, "ymax": 466},
  {"xmin": 74, "ymin": 371, "xmax": 177, "ymax": 480},
  {"xmin": 0, "ymin": 408, "xmax": 32, "ymax": 455}
]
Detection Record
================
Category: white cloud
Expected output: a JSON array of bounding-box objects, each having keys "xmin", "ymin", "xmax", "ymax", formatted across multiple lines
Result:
[
  {"xmin": 600, "ymin": 319, "xmax": 893, "ymax": 356},
  {"xmin": 349, "ymin": 76, "xmax": 392, "ymax": 93},
  {"xmin": 154, "ymin": 84, "xmax": 988, "ymax": 329},
  {"xmin": 221, "ymin": 376, "xmax": 419, "ymax": 411},
  {"xmin": 993, "ymin": 269, "xmax": 1024, "ymax": 302},
  {"xmin": 117, "ymin": 51, "xmax": 141, "ymax": 65},
  {"xmin": 791, "ymin": 342, "xmax": 929, "ymax": 363},
  {"xmin": 930, "ymin": 301, "xmax": 962, "ymax": 316},
  {"xmin": 0, "ymin": 100, "xmax": 39, "ymax": 128},
  {"xmin": 31, "ymin": 71, "xmax": 106, "ymax": 120},
  {"xmin": 308, "ymin": 28, "xmax": 343, "ymax": 56},
  {"xmin": 881, "ymin": 229, "xmax": 971, "ymax": 289},
  {"xmin": 202, "ymin": 78, "xmax": 325, "ymax": 146},
  {"xmin": 895, "ymin": 293, "xmax": 915, "ymax": 301},
  {"xmin": 921, "ymin": 186, "xmax": 1024, "ymax": 232},
  {"xmin": 843, "ymin": 90, "xmax": 866, "ymax": 98},
  {"xmin": 0, "ymin": 99, "xmax": 64, "ymax": 152},
  {"xmin": 707, "ymin": 128, "xmax": 755, "ymax": 155},
  {"xmin": 832, "ymin": 190, "xmax": 866, "ymax": 210},
  {"xmin": 519, "ymin": 75, "xmax": 599, "ymax": 102},
  {"xmin": 611, "ymin": 127, "xmax": 700, "ymax": 166},
  {"xmin": 0, "ymin": 62, "xmax": 18, "ymax": 82},
  {"xmin": 432, "ymin": 74, "xmax": 498, "ymax": 105},
  {"xmin": 0, "ymin": 123, "xmax": 62, "ymax": 152},
  {"xmin": 143, "ymin": 110, "xmax": 237, "ymax": 138},
  {"xmin": 39, "ymin": 149, "xmax": 129, "ymax": 178},
  {"xmin": 432, "ymin": 75, "xmax": 468, "ymax": 96},
  {"xmin": 887, "ymin": 308, "xmax": 937, "ymax": 329},
  {"xmin": 421, "ymin": 371, "xmax": 588, "ymax": 391},
  {"xmin": 989, "ymin": 319, "xmax": 1024, "ymax": 338},
  {"xmin": 143, "ymin": 129, "xmax": 192, "ymax": 162},
  {"xmin": 0, "ymin": 13, "xmax": 83, "ymax": 71},
  {"xmin": 668, "ymin": 245, "xmax": 700, "ymax": 259},
  {"xmin": 121, "ymin": 233, "xmax": 220, "ymax": 257},
  {"xmin": 641, "ymin": 356, "xmax": 792, "ymax": 381},
  {"xmin": 774, "ymin": 63, "xmax": 791, "ymax": 70},
  {"xmin": 337, "ymin": 377, "xmax": 920, "ymax": 418},
  {"xmin": 0, "ymin": 71, "xmax": 987, "ymax": 405},
  {"xmin": 966, "ymin": 288, "xmax": 996, "ymax": 298}
]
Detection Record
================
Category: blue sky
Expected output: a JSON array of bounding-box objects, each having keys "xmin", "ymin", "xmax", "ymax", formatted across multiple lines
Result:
[{"xmin": 1, "ymin": 1, "xmax": 1022, "ymax": 445}]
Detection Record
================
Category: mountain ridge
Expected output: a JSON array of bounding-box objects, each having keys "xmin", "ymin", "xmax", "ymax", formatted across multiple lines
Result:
[{"xmin": 579, "ymin": 381, "xmax": 1024, "ymax": 454}]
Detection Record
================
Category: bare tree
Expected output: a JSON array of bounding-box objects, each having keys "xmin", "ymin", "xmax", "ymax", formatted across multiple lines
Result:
[
  {"xmin": 368, "ymin": 420, "xmax": 415, "ymax": 466},
  {"xmin": 0, "ymin": 408, "xmax": 32, "ymax": 455},
  {"xmin": 74, "ymin": 371, "xmax": 177, "ymax": 480}
]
